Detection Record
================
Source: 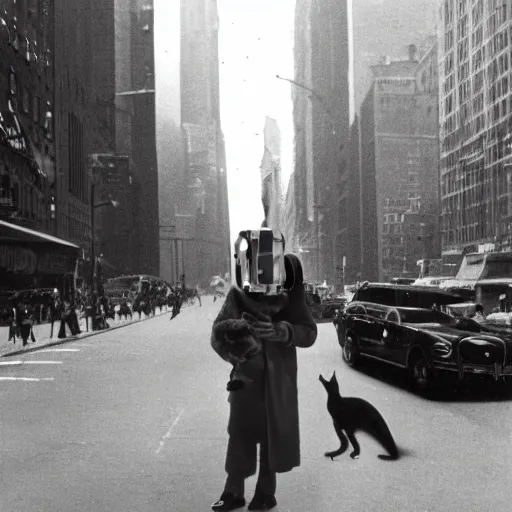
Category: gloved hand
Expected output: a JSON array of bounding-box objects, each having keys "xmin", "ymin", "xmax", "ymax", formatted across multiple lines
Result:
[{"xmin": 241, "ymin": 313, "xmax": 292, "ymax": 344}]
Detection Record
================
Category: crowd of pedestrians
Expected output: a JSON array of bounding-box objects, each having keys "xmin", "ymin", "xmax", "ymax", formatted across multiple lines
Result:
[{"xmin": 4, "ymin": 277, "xmax": 205, "ymax": 347}]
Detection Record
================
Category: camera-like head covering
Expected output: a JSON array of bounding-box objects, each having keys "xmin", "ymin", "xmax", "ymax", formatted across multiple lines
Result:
[{"xmin": 234, "ymin": 228, "xmax": 286, "ymax": 295}]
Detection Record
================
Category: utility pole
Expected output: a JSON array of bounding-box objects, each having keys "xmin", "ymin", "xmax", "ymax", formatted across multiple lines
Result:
[
  {"xmin": 90, "ymin": 182, "xmax": 120, "ymax": 293},
  {"xmin": 90, "ymin": 183, "xmax": 95, "ymax": 292}
]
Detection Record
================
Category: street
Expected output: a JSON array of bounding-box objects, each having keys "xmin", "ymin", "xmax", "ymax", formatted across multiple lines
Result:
[{"xmin": 1, "ymin": 299, "xmax": 512, "ymax": 512}]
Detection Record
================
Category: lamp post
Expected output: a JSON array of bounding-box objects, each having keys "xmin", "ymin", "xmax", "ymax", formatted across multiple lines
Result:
[
  {"xmin": 90, "ymin": 183, "xmax": 120, "ymax": 293},
  {"xmin": 276, "ymin": 75, "xmax": 337, "ymax": 130},
  {"xmin": 277, "ymin": 74, "xmax": 342, "ymax": 284}
]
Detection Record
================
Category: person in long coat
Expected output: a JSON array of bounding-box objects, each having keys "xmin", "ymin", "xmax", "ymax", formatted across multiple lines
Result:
[{"xmin": 210, "ymin": 254, "xmax": 317, "ymax": 511}]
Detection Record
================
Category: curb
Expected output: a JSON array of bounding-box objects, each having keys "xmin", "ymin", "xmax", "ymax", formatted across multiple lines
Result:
[{"xmin": 1, "ymin": 308, "xmax": 173, "ymax": 359}]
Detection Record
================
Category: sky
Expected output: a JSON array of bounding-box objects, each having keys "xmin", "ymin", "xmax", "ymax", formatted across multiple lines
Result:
[
  {"xmin": 216, "ymin": 0, "xmax": 295, "ymax": 241},
  {"xmin": 154, "ymin": 0, "xmax": 296, "ymax": 247}
]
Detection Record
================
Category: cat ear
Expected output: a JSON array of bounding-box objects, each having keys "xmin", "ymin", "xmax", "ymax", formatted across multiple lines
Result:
[{"xmin": 330, "ymin": 371, "xmax": 337, "ymax": 381}]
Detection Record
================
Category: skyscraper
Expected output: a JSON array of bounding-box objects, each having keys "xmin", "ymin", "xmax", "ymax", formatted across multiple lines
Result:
[
  {"xmin": 293, "ymin": 0, "xmax": 350, "ymax": 284},
  {"xmin": 359, "ymin": 44, "xmax": 440, "ymax": 282},
  {"xmin": 89, "ymin": 0, "xmax": 159, "ymax": 277},
  {"xmin": 439, "ymin": 0, "xmax": 512, "ymax": 258},
  {"xmin": 260, "ymin": 116, "xmax": 283, "ymax": 232},
  {"xmin": 178, "ymin": 0, "xmax": 230, "ymax": 287}
]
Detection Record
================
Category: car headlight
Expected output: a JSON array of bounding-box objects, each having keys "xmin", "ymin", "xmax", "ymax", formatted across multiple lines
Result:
[{"xmin": 431, "ymin": 340, "xmax": 453, "ymax": 359}]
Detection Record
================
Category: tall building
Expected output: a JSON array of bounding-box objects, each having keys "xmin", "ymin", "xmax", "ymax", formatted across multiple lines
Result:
[
  {"xmin": 0, "ymin": 0, "xmax": 86, "ymax": 294},
  {"xmin": 359, "ymin": 45, "xmax": 440, "ymax": 282},
  {"xmin": 293, "ymin": 0, "xmax": 350, "ymax": 285},
  {"xmin": 0, "ymin": 0, "xmax": 54, "ymax": 234},
  {"xmin": 128, "ymin": 0, "xmax": 159, "ymax": 276},
  {"xmin": 439, "ymin": 0, "xmax": 512, "ymax": 259},
  {"xmin": 351, "ymin": 0, "xmax": 437, "ymax": 116},
  {"xmin": 281, "ymin": 171, "xmax": 299, "ymax": 256},
  {"xmin": 292, "ymin": 0, "xmax": 315, "ymax": 279},
  {"xmin": 260, "ymin": 116, "xmax": 283, "ymax": 232},
  {"xmin": 177, "ymin": 0, "xmax": 230, "ymax": 288},
  {"xmin": 154, "ymin": 0, "xmax": 182, "ymax": 283},
  {"xmin": 336, "ymin": 116, "xmax": 362, "ymax": 287},
  {"xmin": 53, "ymin": 0, "xmax": 94, "ymax": 250},
  {"xmin": 87, "ymin": 0, "xmax": 159, "ymax": 278}
]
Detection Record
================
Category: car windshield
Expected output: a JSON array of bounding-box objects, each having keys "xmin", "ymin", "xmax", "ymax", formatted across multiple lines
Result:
[{"xmin": 399, "ymin": 308, "xmax": 458, "ymax": 325}]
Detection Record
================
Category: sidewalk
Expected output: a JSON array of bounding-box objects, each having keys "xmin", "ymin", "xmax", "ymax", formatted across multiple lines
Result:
[{"xmin": 0, "ymin": 306, "xmax": 173, "ymax": 358}]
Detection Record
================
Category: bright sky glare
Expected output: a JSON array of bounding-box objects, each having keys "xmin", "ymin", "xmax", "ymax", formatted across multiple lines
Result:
[
  {"xmin": 217, "ymin": 1, "xmax": 295, "ymax": 242},
  {"xmin": 154, "ymin": 0, "xmax": 295, "ymax": 248}
]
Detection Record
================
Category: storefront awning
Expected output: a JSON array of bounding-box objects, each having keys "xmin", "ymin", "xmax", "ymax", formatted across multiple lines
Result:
[{"xmin": 0, "ymin": 220, "xmax": 80, "ymax": 251}]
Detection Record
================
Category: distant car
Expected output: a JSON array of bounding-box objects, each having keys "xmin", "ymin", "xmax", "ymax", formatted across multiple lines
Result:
[
  {"xmin": 412, "ymin": 277, "xmax": 454, "ymax": 287},
  {"xmin": 335, "ymin": 282, "xmax": 512, "ymax": 394},
  {"xmin": 320, "ymin": 297, "xmax": 347, "ymax": 319},
  {"xmin": 390, "ymin": 277, "xmax": 416, "ymax": 285}
]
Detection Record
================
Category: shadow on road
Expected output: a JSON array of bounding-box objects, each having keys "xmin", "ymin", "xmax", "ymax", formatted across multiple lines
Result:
[{"xmin": 348, "ymin": 358, "xmax": 512, "ymax": 403}]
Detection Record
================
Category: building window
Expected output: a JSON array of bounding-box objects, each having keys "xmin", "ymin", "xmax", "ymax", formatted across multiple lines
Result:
[
  {"xmin": 68, "ymin": 113, "xmax": 85, "ymax": 201},
  {"xmin": 9, "ymin": 69, "xmax": 17, "ymax": 95},
  {"xmin": 33, "ymin": 95, "xmax": 40, "ymax": 123},
  {"xmin": 22, "ymin": 87, "xmax": 30, "ymax": 114}
]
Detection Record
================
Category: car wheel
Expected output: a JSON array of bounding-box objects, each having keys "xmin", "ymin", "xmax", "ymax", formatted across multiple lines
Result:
[
  {"xmin": 343, "ymin": 334, "xmax": 360, "ymax": 367},
  {"xmin": 409, "ymin": 351, "xmax": 435, "ymax": 395}
]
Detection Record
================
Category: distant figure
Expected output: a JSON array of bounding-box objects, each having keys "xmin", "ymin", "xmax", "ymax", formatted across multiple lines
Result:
[
  {"xmin": 473, "ymin": 303, "xmax": 486, "ymax": 323},
  {"xmin": 16, "ymin": 302, "xmax": 35, "ymax": 346}
]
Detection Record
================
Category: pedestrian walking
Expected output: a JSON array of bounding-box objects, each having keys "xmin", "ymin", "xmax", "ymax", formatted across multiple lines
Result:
[
  {"xmin": 210, "ymin": 254, "xmax": 317, "ymax": 511},
  {"xmin": 8, "ymin": 304, "xmax": 17, "ymax": 343},
  {"xmin": 16, "ymin": 302, "xmax": 35, "ymax": 346}
]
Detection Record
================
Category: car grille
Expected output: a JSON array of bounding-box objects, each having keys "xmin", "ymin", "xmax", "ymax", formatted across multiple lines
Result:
[{"xmin": 458, "ymin": 337, "xmax": 506, "ymax": 366}]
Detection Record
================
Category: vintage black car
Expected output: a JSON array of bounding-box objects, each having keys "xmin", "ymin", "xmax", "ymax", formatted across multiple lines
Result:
[{"xmin": 335, "ymin": 283, "xmax": 512, "ymax": 394}]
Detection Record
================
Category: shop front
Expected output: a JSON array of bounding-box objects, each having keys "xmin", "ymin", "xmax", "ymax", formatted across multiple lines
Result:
[{"xmin": 0, "ymin": 219, "xmax": 81, "ymax": 299}]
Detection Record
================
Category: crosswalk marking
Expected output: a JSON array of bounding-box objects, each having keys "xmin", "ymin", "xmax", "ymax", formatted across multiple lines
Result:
[
  {"xmin": 22, "ymin": 361, "xmax": 63, "ymax": 365},
  {"xmin": 0, "ymin": 361, "xmax": 62, "ymax": 366},
  {"xmin": 36, "ymin": 348, "xmax": 81, "ymax": 353},
  {"xmin": 0, "ymin": 377, "xmax": 55, "ymax": 382}
]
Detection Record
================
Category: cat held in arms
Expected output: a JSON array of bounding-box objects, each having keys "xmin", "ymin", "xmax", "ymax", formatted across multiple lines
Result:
[{"xmin": 319, "ymin": 372, "xmax": 400, "ymax": 461}]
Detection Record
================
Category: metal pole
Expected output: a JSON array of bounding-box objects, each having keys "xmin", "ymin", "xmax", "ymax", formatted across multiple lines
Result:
[
  {"xmin": 90, "ymin": 183, "xmax": 95, "ymax": 292},
  {"xmin": 182, "ymin": 240, "xmax": 186, "ymax": 287},
  {"xmin": 315, "ymin": 205, "xmax": 320, "ymax": 282},
  {"xmin": 173, "ymin": 239, "xmax": 178, "ymax": 284}
]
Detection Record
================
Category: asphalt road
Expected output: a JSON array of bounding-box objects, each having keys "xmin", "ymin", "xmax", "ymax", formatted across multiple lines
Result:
[{"xmin": 1, "ymin": 298, "xmax": 512, "ymax": 512}]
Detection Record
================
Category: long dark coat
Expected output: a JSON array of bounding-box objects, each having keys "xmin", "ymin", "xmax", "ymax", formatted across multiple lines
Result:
[{"xmin": 211, "ymin": 254, "xmax": 317, "ymax": 474}]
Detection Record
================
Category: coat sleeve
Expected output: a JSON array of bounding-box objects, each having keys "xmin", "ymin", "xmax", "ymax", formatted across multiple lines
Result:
[
  {"xmin": 282, "ymin": 322, "xmax": 317, "ymax": 348},
  {"xmin": 210, "ymin": 286, "xmax": 241, "ymax": 364},
  {"xmin": 279, "ymin": 289, "xmax": 318, "ymax": 348}
]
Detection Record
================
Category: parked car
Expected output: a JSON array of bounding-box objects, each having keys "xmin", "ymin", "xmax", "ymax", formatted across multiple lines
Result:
[{"xmin": 335, "ymin": 282, "xmax": 512, "ymax": 394}]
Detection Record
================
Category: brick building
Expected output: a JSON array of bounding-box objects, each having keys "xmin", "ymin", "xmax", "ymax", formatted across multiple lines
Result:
[
  {"xmin": 351, "ymin": 0, "xmax": 437, "ymax": 116},
  {"xmin": 359, "ymin": 45, "xmax": 440, "ymax": 282},
  {"xmin": 438, "ymin": 0, "xmax": 512, "ymax": 260}
]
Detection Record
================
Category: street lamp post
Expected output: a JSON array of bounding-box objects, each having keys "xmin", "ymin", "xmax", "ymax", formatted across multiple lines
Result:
[
  {"xmin": 277, "ymin": 74, "xmax": 341, "ymax": 284},
  {"xmin": 90, "ymin": 182, "xmax": 120, "ymax": 293}
]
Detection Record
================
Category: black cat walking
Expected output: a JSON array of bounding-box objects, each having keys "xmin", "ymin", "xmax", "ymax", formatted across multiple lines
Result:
[{"xmin": 319, "ymin": 372, "xmax": 399, "ymax": 461}]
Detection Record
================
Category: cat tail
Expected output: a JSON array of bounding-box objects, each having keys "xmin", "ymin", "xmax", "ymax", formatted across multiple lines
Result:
[{"xmin": 371, "ymin": 416, "xmax": 399, "ymax": 460}]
